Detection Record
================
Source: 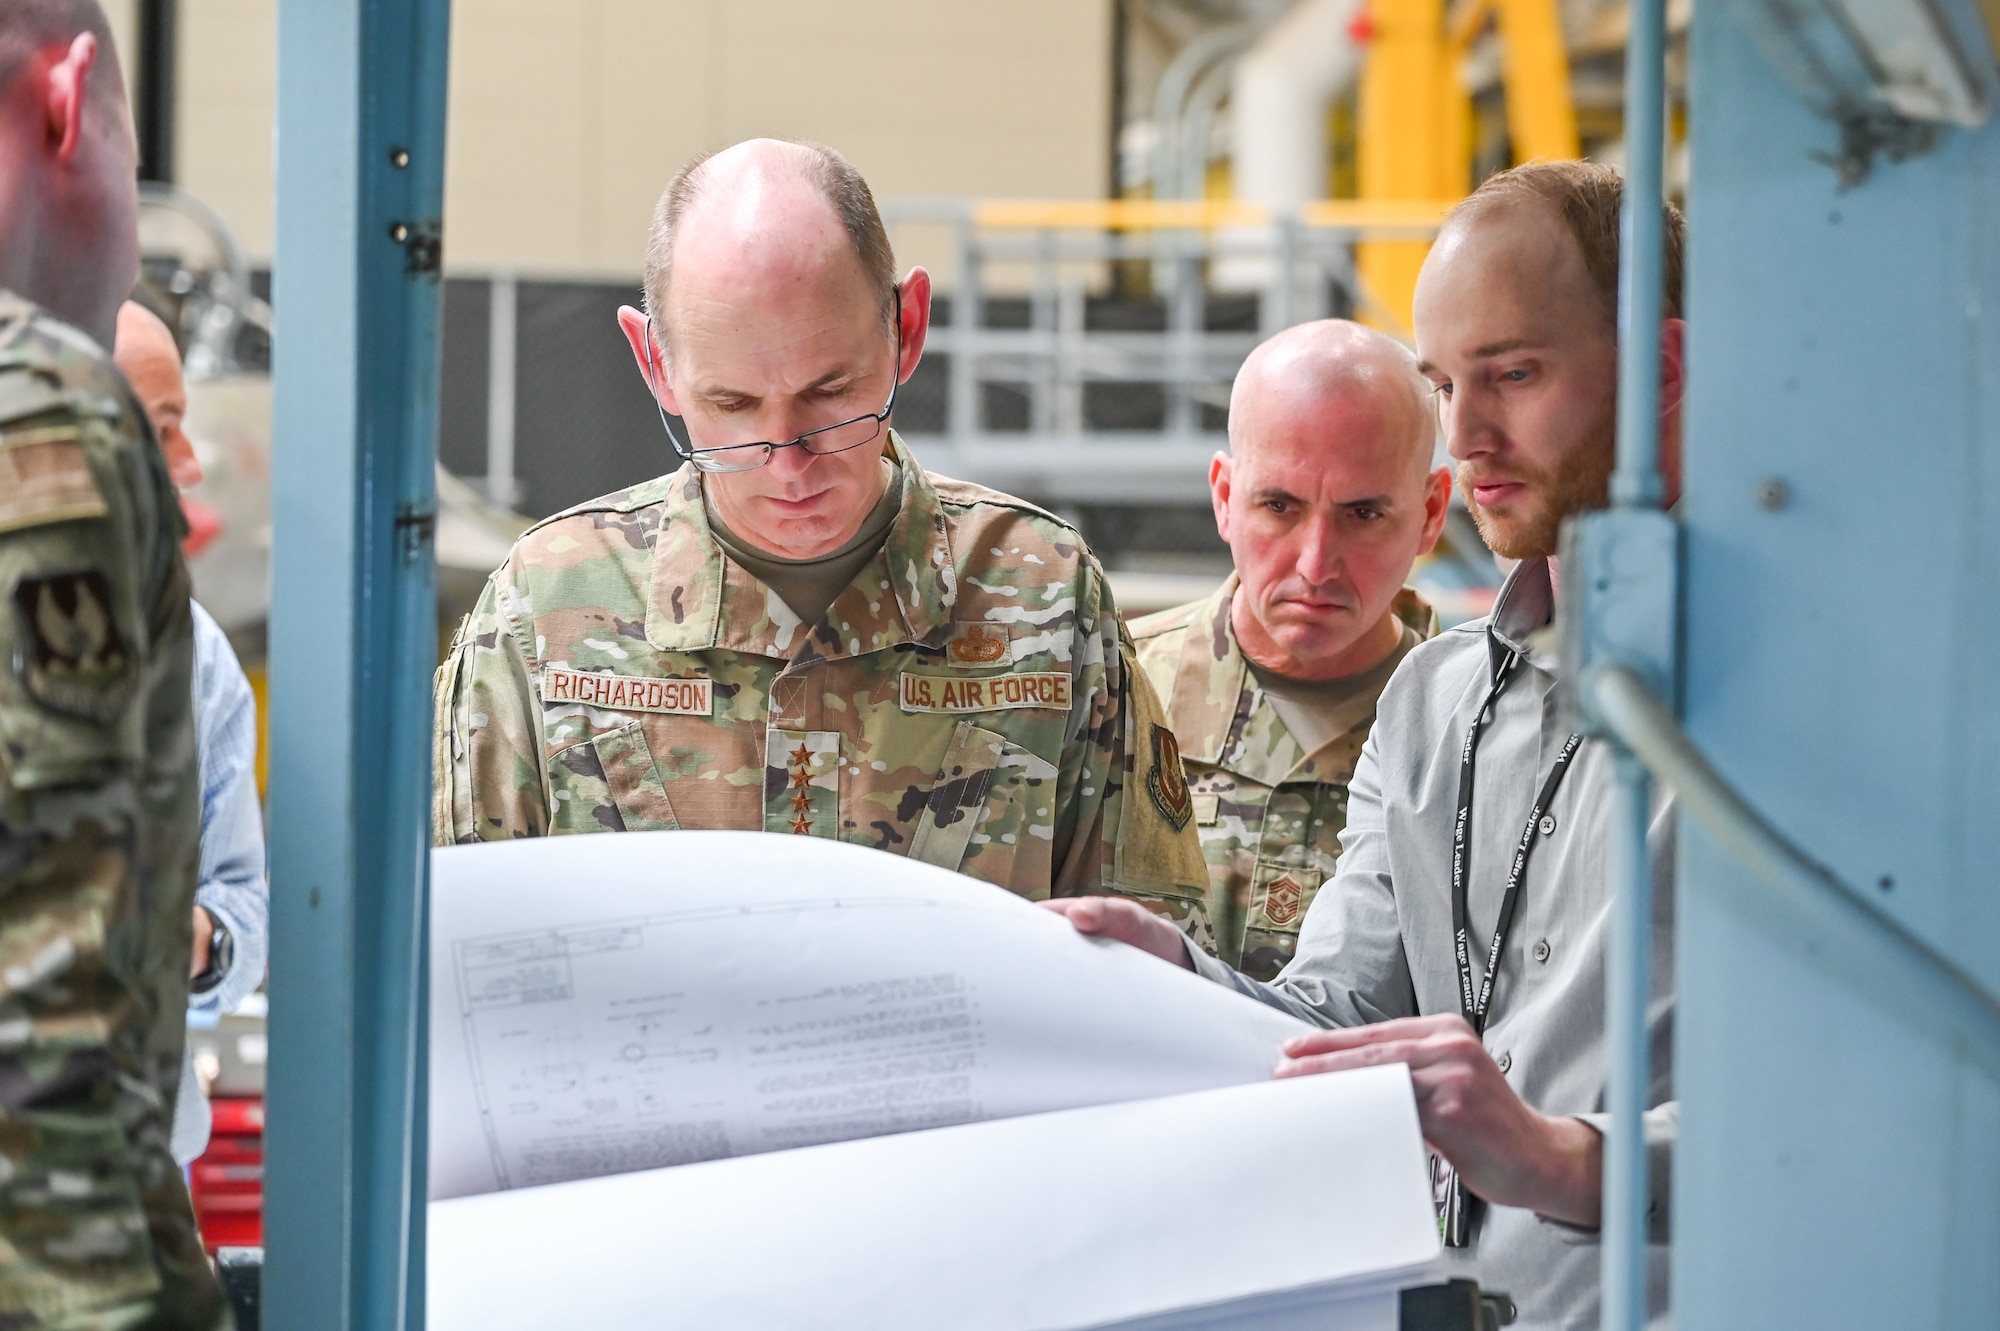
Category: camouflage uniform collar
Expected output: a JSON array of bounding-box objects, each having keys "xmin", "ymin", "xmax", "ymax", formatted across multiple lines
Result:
[
  {"xmin": 644, "ymin": 430, "xmax": 956, "ymax": 659},
  {"xmin": 873, "ymin": 430, "xmax": 958, "ymax": 649},
  {"xmin": 1165, "ymin": 573, "xmax": 1250, "ymax": 765}
]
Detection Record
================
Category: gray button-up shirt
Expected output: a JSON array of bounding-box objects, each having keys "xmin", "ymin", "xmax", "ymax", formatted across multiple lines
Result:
[{"xmin": 1188, "ymin": 558, "xmax": 1674, "ymax": 1330}]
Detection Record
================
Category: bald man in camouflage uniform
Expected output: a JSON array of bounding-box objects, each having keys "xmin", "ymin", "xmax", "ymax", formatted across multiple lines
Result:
[
  {"xmin": 0, "ymin": 2, "xmax": 226, "ymax": 1325},
  {"xmin": 435, "ymin": 139, "xmax": 1208, "ymax": 930},
  {"xmin": 1131, "ymin": 321, "xmax": 1451, "ymax": 980}
]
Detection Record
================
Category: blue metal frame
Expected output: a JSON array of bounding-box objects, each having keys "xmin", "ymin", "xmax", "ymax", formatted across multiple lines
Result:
[
  {"xmin": 1674, "ymin": 0, "xmax": 2000, "ymax": 1318},
  {"xmin": 1601, "ymin": 0, "xmax": 1668, "ymax": 1324},
  {"xmin": 264, "ymin": 0, "xmax": 451, "ymax": 1327}
]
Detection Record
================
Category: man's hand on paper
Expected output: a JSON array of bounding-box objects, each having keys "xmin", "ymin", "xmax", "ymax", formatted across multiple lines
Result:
[
  {"xmin": 1276, "ymin": 1015, "xmax": 1604, "ymax": 1229},
  {"xmin": 1038, "ymin": 896, "xmax": 1194, "ymax": 969}
]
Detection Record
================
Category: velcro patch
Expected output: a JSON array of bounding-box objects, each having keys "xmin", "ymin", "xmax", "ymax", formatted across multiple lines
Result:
[
  {"xmin": 0, "ymin": 429, "xmax": 106, "ymax": 535},
  {"xmin": 542, "ymin": 666, "xmax": 712, "ymax": 716},
  {"xmin": 1147, "ymin": 724, "xmax": 1193, "ymax": 831},
  {"xmin": 1263, "ymin": 873, "xmax": 1306, "ymax": 926},
  {"xmin": 899, "ymin": 671, "xmax": 1071, "ymax": 714},
  {"xmin": 12, "ymin": 569, "xmax": 132, "ymax": 722}
]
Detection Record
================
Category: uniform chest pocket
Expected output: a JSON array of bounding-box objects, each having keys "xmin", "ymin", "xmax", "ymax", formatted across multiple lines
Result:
[
  {"xmin": 907, "ymin": 720, "xmax": 1058, "ymax": 893},
  {"xmin": 546, "ymin": 721, "xmax": 680, "ymax": 834}
]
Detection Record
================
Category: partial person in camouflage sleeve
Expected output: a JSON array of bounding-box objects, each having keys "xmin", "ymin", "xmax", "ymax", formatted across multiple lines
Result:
[
  {"xmin": 1131, "ymin": 320, "xmax": 1448, "ymax": 980},
  {"xmin": 0, "ymin": 3, "xmax": 227, "ymax": 1326},
  {"xmin": 434, "ymin": 138, "xmax": 1209, "ymax": 927}
]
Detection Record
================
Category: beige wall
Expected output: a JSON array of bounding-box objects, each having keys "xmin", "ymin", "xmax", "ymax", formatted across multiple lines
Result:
[
  {"xmin": 178, "ymin": 0, "xmax": 278, "ymax": 255},
  {"xmin": 101, "ymin": 0, "xmax": 138, "ymax": 104},
  {"xmin": 173, "ymin": 1, "xmax": 1112, "ymax": 282}
]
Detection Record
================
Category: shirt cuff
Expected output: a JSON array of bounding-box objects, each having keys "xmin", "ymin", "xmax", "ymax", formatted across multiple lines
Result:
[
  {"xmin": 187, "ymin": 898, "xmax": 264, "ymax": 1015},
  {"xmin": 1541, "ymin": 1105, "xmax": 1676, "ymax": 1245},
  {"xmin": 1182, "ymin": 931, "xmax": 1238, "ymax": 986}
]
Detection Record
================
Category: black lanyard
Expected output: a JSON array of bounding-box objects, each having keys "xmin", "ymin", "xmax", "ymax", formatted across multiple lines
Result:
[{"xmin": 1439, "ymin": 637, "xmax": 1583, "ymax": 1247}]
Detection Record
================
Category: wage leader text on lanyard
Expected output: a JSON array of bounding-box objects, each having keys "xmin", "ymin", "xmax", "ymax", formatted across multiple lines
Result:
[{"xmin": 1438, "ymin": 637, "xmax": 1583, "ymax": 1249}]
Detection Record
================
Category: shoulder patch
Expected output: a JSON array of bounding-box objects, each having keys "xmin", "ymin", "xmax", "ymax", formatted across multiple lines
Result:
[
  {"xmin": 1146, "ymin": 723, "xmax": 1193, "ymax": 830},
  {"xmin": 0, "ymin": 426, "xmax": 105, "ymax": 534},
  {"xmin": 11, "ymin": 570, "xmax": 133, "ymax": 722}
]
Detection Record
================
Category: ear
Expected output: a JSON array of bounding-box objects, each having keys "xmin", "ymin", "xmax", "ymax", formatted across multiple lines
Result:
[
  {"xmin": 617, "ymin": 305, "xmax": 682, "ymax": 416},
  {"xmin": 1209, "ymin": 452, "xmax": 1233, "ymax": 542},
  {"xmin": 1417, "ymin": 465, "xmax": 1452, "ymax": 556},
  {"xmin": 1658, "ymin": 316, "xmax": 1687, "ymax": 506},
  {"xmin": 47, "ymin": 33, "xmax": 98, "ymax": 164},
  {"xmin": 895, "ymin": 267, "xmax": 933, "ymax": 383},
  {"xmin": 1658, "ymin": 317, "xmax": 1686, "ymax": 415}
]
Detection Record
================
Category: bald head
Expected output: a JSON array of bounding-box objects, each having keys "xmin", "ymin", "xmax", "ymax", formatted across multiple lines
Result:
[
  {"xmin": 114, "ymin": 301, "xmax": 201, "ymax": 488},
  {"xmin": 615, "ymin": 139, "xmax": 932, "ymax": 564},
  {"xmin": 1211, "ymin": 318, "xmax": 1450, "ymax": 682},
  {"xmin": 1228, "ymin": 320, "xmax": 1434, "ymax": 481},
  {"xmin": 643, "ymin": 138, "xmax": 896, "ymax": 364}
]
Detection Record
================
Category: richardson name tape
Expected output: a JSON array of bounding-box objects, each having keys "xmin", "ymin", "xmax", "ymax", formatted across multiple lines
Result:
[
  {"xmin": 543, "ymin": 666, "xmax": 713, "ymax": 716},
  {"xmin": 899, "ymin": 671, "xmax": 1071, "ymax": 714}
]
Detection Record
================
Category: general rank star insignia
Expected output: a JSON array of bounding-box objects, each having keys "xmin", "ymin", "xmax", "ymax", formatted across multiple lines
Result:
[
  {"xmin": 790, "ymin": 790, "xmax": 811, "ymax": 813},
  {"xmin": 790, "ymin": 813, "xmax": 813, "ymax": 835},
  {"xmin": 789, "ymin": 743, "xmax": 812, "ymax": 766},
  {"xmin": 1146, "ymin": 724, "xmax": 1193, "ymax": 831}
]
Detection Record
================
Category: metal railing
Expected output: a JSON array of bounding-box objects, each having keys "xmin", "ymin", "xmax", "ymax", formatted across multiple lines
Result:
[{"xmin": 882, "ymin": 198, "xmax": 1451, "ymax": 502}]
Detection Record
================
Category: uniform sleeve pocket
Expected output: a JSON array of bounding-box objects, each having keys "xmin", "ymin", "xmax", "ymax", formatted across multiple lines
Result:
[
  {"xmin": 907, "ymin": 721, "xmax": 1006, "ymax": 874},
  {"xmin": 590, "ymin": 721, "xmax": 680, "ymax": 832}
]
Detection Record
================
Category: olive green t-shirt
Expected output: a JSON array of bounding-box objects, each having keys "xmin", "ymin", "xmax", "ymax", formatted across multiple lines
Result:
[
  {"xmin": 1247, "ymin": 620, "xmax": 1422, "ymax": 756},
  {"xmin": 705, "ymin": 460, "xmax": 904, "ymax": 630}
]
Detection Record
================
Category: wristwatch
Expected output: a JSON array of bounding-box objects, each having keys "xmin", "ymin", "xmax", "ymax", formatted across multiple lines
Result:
[{"xmin": 192, "ymin": 911, "xmax": 234, "ymax": 995}]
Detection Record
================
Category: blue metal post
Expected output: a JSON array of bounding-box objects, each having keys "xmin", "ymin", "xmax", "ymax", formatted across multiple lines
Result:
[
  {"xmin": 1602, "ymin": 0, "xmax": 1667, "ymax": 1323},
  {"xmin": 1602, "ymin": 751, "xmax": 1654, "ymax": 1330},
  {"xmin": 264, "ymin": 0, "xmax": 451, "ymax": 1327},
  {"xmin": 1613, "ymin": 0, "xmax": 1667, "ymax": 511}
]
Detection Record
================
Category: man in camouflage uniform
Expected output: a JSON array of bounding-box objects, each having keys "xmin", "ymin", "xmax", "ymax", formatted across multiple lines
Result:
[
  {"xmin": 435, "ymin": 138, "xmax": 1209, "ymax": 928},
  {"xmin": 0, "ymin": 3, "xmax": 227, "ymax": 1325},
  {"xmin": 1131, "ymin": 321, "xmax": 1450, "ymax": 979}
]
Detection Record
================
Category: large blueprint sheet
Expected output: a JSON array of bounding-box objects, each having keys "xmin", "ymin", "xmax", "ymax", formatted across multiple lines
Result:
[
  {"xmin": 428, "ymin": 831, "xmax": 1314, "ymax": 1200},
  {"xmin": 428, "ymin": 1066, "xmax": 1441, "ymax": 1331}
]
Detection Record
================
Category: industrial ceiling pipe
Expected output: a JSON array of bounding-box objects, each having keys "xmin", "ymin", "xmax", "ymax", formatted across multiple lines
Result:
[{"xmin": 1214, "ymin": 0, "xmax": 1367, "ymax": 291}]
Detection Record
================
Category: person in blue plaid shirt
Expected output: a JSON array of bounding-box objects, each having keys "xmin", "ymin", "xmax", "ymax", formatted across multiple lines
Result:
[{"xmin": 116, "ymin": 301, "xmax": 270, "ymax": 1166}]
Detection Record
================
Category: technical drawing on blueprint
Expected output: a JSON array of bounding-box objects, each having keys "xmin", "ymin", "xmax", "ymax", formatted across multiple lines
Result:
[{"xmin": 429, "ymin": 832, "xmax": 1308, "ymax": 1199}]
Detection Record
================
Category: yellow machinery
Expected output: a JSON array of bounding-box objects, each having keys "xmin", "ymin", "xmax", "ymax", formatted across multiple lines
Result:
[{"xmin": 1356, "ymin": 0, "xmax": 1581, "ymax": 329}]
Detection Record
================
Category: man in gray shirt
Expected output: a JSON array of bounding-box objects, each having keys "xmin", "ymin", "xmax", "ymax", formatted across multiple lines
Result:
[{"xmin": 1045, "ymin": 160, "xmax": 1685, "ymax": 1330}]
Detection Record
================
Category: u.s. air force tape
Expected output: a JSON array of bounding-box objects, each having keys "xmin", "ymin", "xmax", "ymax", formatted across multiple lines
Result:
[
  {"xmin": 899, "ymin": 672, "xmax": 1071, "ymax": 713},
  {"xmin": 542, "ymin": 665, "xmax": 712, "ymax": 715}
]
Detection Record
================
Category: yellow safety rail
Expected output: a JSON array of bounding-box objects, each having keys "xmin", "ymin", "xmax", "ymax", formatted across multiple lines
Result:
[
  {"xmin": 967, "ymin": 198, "xmax": 1453, "ymax": 233},
  {"xmin": 972, "ymin": 199, "xmax": 1269, "ymax": 230}
]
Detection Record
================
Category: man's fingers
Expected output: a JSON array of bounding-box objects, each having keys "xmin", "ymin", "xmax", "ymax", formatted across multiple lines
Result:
[
  {"xmin": 1281, "ymin": 1014, "xmax": 1469, "ymax": 1058},
  {"xmin": 1274, "ymin": 1036, "xmax": 1435, "ymax": 1080},
  {"xmin": 1281, "ymin": 1027, "xmax": 1383, "ymax": 1058},
  {"xmin": 1037, "ymin": 896, "xmax": 1114, "ymax": 933},
  {"xmin": 1038, "ymin": 896, "xmax": 1191, "ymax": 968}
]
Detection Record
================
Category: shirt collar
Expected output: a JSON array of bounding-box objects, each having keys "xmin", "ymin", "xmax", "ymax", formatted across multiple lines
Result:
[
  {"xmin": 644, "ymin": 430, "xmax": 956, "ymax": 660},
  {"xmin": 1166, "ymin": 574, "xmax": 1250, "ymax": 765},
  {"xmin": 1487, "ymin": 555, "xmax": 1558, "ymax": 676}
]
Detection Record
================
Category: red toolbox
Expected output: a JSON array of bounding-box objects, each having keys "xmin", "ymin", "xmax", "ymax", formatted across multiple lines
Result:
[{"xmin": 190, "ymin": 1096, "xmax": 264, "ymax": 1253}]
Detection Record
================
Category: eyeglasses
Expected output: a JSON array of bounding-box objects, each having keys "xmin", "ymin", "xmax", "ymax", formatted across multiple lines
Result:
[{"xmin": 641, "ymin": 290, "xmax": 903, "ymax": 474}]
